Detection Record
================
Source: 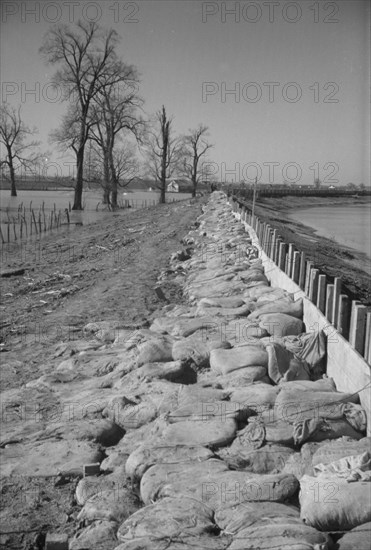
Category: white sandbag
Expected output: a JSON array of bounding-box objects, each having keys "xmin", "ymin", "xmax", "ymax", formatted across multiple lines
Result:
[
  {"xmin": 125, "ymin": 444, "xmax": 214, "ymax": 481},
  {"xmin": 210, "ymin": 346, "xmax": 268, "ymax": 375},
  {"xmin": 300, "ymin": 474, "xmax": 371, "ymax": 531},
  {"xmin": 161, "ymin": 418, "xmax": 237, "ymax": 448},
  {"xmin": 337, "ymin": 521, "xmax": 371, "ymax": 550},
  {"xmin": 244, "ymin": 286, "xmax": 286, "ymax": 300},
  {"xmin": 117, "ymin": 497, "xmax": 215, "ymax": 542},
  {"xmin": 235, "ymin": 414, "xmax": 295, "ymax": 448},
  {"xmin": 214, "ymin": 501, "xmax": 300, "ymax": 534},
  {"xmin": 259, "ymin": 313, "xmax": 304, "ymax": 337}
]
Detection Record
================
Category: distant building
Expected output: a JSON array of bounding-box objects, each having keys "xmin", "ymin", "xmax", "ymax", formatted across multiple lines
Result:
[
  {"xmin": 167, "ymin": 180, "xmax": 179, "ymax": 192},
  {"xmin": 167, "ymin": 179, "xmax": 194, "ymax": 193}
]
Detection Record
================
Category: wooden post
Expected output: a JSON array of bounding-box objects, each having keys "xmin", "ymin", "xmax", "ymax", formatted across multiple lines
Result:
[
  {"xmin": 364, "ymin": 312, "xmax": 371, "ymax": 364},
  {"xmin": 278, "ymin": 242, "xmax": 287, "ymax": 271},
  {"xmin": 308, "ymin": 268, "xmax": 319, "ymax": 303},
  {"xmin": 332, "ymin": 277, "xmax": 342, "ymax": 329},
  {"xmin": 284, "ymin": 254, "xmax": 289, "ymax": 274},
  {"xmin": 292, "ymin": 251, "xmax": 300, "ymax": 283},
  {"xmin": 349, "ymin": 303, "xmax": 367, "ymax": 355},
  {"xmin": 271, "ymin": 229, "xmax": 278, "ymax": 260},
  {"xmin": 274, "ymin": 237, "xmax": 282, "ymax": 265},
  {"xmin": 317, "ymin": 274, "xmax": 326, "ymax": 313},
  {"xmin": 337, "ymin": 294, "xmax": 350, "ymax": 339},
  {"xmin": 287, "ymin": 243, "xmax": 295, "ymax": 278},
  {"xmin": 0, "ymin": 226, "xmax": 5, "ymax": 244},
  {"xmin": 298, "ymin": 251, "xmax": 306, "ymax": 289},
  {"xmin": 325, "ymin": 284, "xmax": 334, "ymax": 323},
  {"xmin": 304, "ymin": 261, "xmax": 314, "ymax": 295}
]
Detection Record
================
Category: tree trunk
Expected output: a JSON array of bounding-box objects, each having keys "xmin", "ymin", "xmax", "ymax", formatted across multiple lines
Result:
[
  {"xmin": 9, "ymin": 158, "xmax": 17, "ymax": 197},
  {"xmin": 102, "ymin": 153, "xmax": 111, "ymax": 205},
  {"xmin": 72, "ymin": 147, "xmax": 84, "ymax": 210},
  {"xmin": 109, "ymin": 151, "xmax": 118, "ymax": 209}
]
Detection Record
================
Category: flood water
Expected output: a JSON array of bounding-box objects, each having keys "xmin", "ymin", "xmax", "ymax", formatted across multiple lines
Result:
[
  {"xmin": 288, "ymin": 203, "xmax": 371, "ymax": 259},
  {"xmin": 0, "ymin": 189, "xmax": 191, "ymax": 245}
]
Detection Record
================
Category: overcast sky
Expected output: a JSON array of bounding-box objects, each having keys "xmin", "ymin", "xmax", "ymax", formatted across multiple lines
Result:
[{"xmin": 1, "ymin": 0, "xmax": 370, "ymax": 185}]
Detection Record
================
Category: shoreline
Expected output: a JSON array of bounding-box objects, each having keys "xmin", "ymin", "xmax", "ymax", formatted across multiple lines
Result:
[{"xmin": 252, "ymin": 196, "xmax": 371, "ymax": 305}]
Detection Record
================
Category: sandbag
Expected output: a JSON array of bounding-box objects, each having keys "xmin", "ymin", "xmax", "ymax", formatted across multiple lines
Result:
[
  {"xmin": 337, "ymin": 521, "xmax": 371, "ymax": 550},
  {"xmin": 199, "ymin": 296, "xmax": 246, "ymax": 308},
  {"xmin": 210, "ymin": 346, "xmax": 268, "ymax": 375},
  {"xmin": 259, "ymin": 313, "xmax": 304, "ymax": 337},
  {"xmin": 278, "ymin": 378, "xmax": 337, "ymax": 392},
  {"xmin": 221, "ymin": 319, "xmax": 269, "ymax": 345},
  {"xmin": 195, "ymin": 303, "xmax": 251, "ymax": 318},
  {"xmin": 236, "ymin": 414, "xmax": 295, "ymax": 448},
  {"xmin": 114, "ymin": 534, "xmax": 231, "ymax": 550},
  {"xmin": 266, "ymin": 342, "xmax": 310, "ymax": 384},
  {"xmin": 282, "ymin": 331, "xmax": 326, "ymax": 373},
  {"xmin": 313, "ymin": 451, "xmax": 371, "ymax": 481},
  {"xmin": 135, "ymin": 360, "xmax": 196, "ymax": 384},
  {"xmin": 228, "ymin": 520, "xmax": 332, "ymax": 550},
  {"xmin": 215, "ymin": 367, "xmax": 269, "ymax": 387},
  {"xmin": 177, "ymin": 384, "xmax": 230, "ymax": 407},
  {"xmin": 140, "ymin": 458, "xmax": 229, "ymax": 505},
  {"xmin": 300, "ymin": 474, "xmax": 371, "ymax": 531},
  {"xmin": 69, "ymin": 521, "xmax": 118, "ymax": 549},
  {"xmin": 172, "ymin": 332, "xmax": 230, "ymax": 368},
  {"xmin": 125, "ymin": 444, "xmax": 214, "ymax": 481},
  {"xmin": 77, "ymin": 488, "xmax": 139, "ymax": 523},
  {"xmin": 311, "ymin": 437, "xmax": 371, "ymax": 467},
  {"xmin": 161, "ymin": 418, "xmax": 237, "ymax": 448},
  {"xmin": 135, "ymin": 336, "xmax": 174, "ymax": 365},
  {"xmin": 141, "ymin": 458, "xmax": 299, "ymax": 510},
  {"xmin": 117, "ymin": 497, "xmax": 216, "ymax": 543},
  {"xmin": 167, "ymin": 400, "xmax": 251, "ymax": 424},
  {"xmin": 229, "ymin": 383, "xmax": 280, "ymax": 410},
  {"xmin": 103, "ymin": 396, "xmax": 158, "ymax": 430},
  {"xmin": 248, "ymin": 297, "xmax": 303, "ymax": 320},
  {"xmin": 214, "ymin": 501, "xmax": 300, "ymax": 534},
  {"xmin": 218, "ymin": 443, "xmax": 295, "ymax": 473}
]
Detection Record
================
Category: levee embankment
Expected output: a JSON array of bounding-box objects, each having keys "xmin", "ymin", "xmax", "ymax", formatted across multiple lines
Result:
[{"xmin": 1, "ymin": 191, "xmax": 370, "ymax": 549}]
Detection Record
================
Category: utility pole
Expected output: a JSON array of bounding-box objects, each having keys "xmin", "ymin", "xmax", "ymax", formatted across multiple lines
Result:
[{"xmin": 251, "ymin": 176, "xmax": 257, "ymax": 225}]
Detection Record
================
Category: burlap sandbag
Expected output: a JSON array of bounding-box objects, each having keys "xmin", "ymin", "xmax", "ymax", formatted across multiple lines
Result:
[
  {"xmin": 258, "ymin": 313, "xmax": 304, "ymax": 338},
  {"xmin": 337, "ymin": 521, "xmax": 371, "ymax": 550},
  {"xmin": 161, "ymin": 418, "xmax": 237, "ymax": 448},
  {"xmin": 299, "ymin": 474, "xmax": 371, "ymax": 531},
  {"xmin": 210, "ymin": 346, "xmax": 268, "ymax": 375}
]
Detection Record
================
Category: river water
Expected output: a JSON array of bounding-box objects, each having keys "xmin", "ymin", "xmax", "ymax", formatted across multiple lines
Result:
[{"xmin": 288, "ymin": 204, "xmax": 371, "ymax": 260}]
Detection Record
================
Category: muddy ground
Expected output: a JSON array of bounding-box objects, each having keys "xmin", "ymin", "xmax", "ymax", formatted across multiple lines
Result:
[
  {"xmin": 0, "ymin": 192, "xmax": 370, "ymax": 549},
  {"xmin": 0, "ymin": 196, "xmax": 206, "ymax": 550}
]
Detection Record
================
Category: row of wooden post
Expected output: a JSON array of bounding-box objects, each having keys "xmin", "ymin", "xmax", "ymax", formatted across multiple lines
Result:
[
  {"xmin": 0, "ymin": 206, "xmax": 67, "ymax": 245},
  {"xmin": 232, "ymin": 198, "xmax": 371, "ymax": 364}
]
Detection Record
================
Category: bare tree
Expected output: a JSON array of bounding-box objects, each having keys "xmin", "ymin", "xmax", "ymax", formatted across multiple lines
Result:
[
  {"xmin": 180, "ymin": 124, "xmax": 213, "ymax": 197},
  {"xmin": 89, "ymin": 77, "xmax": 143, "ymax": 207},
  {"xmin": 143, "ymin": 106, "xmax": 181, "ymax": 203},
  {"xmin": 0, "ymin": 103, "xmax": 42, "ymax": 196},
  {"xmin": 40, "ymin": 21, "xmax": 137, "ymax": 210}
]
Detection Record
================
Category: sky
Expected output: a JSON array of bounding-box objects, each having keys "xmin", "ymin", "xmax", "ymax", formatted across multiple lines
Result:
[{"xmin": 0, "ymin": 0, "xmax": 370, "ymax": 185}]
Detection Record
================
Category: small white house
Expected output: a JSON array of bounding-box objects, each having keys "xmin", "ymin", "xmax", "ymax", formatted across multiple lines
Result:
[{"xmin": 167, "ymin": 181, "xmax": 179, "ymax": 192}]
